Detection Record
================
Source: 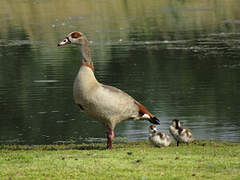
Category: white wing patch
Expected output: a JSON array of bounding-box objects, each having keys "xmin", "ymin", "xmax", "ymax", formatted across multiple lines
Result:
[{"xmin": 142, "ymin": 114, "xmax": 151, "ymax": 119}]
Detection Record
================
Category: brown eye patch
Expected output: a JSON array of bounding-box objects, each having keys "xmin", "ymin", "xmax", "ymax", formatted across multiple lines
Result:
[
  {"xmin": 157, "ymin": 132, "xmax": 163, "ymax": 138},
  {"xmin": 150, "ymin": 125, "xmax": 155, "ymax": 129},
  {"xmin": 173, "ymin": 119, "xmax": 179, "ymax": 123},
  {"xmin": 71, "ymin": 32, "xmax": 82, "ymax": 38}
]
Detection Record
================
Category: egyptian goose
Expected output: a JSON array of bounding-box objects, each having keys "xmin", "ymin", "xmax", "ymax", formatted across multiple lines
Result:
[
  {"xmin": 57, "ymin": 32, "xmax": 160, "ymax": 149},
  {"xmin": 148, "ymin": 125, "xmax": 171, "ymax": 147},
  {"xmin": 169, "ymin": 119, "xmax": 195, "ymax": 146}
]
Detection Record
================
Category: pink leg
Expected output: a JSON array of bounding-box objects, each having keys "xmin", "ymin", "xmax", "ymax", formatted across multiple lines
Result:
[{"xmin": 105, "ymin": 126, "xmax": 114, "ymax": 149}]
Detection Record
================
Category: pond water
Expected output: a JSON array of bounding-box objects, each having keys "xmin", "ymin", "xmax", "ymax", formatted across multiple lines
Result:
[{"xmin": 0, "ymin": 0, "xmax": 240, "ymax": 144}]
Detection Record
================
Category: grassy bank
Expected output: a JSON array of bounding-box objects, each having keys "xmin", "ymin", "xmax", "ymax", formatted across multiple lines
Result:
[{"xmin": 0, "ymin": 141, "xmax": 239, "ymax": 180}]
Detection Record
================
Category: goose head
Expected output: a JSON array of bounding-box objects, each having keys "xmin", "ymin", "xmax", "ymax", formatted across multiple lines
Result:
[
  {"xmin": 172, "ymin": 119, "xmax": 181, "ymax": 129},
  {"xmin": 58, "ymin": 31, "xmax": 92, "ymax": 63},
  {"xmin": 148, "ymin": 125, "xmax": 157, "ymax": 134},
  {"xmin": 58, "ymin": 32, "xmax": 85, "ymax": 46}
]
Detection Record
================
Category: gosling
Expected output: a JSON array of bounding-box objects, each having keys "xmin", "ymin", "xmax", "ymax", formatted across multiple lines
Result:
[
  {"xmin": 148, "ymin": 125, "xmax": 171, "ymax": 147},
  {"xmin": 169, "ymin": 119, "xmax": 195, "ymax": 146}
]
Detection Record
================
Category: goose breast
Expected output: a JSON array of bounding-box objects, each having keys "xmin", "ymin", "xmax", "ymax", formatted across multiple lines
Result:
[{"xmin": 73, "ymin": 67, "xmax": 139, "ymax": 128}]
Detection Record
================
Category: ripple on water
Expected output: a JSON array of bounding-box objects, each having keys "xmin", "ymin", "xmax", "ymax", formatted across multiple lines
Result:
[
  {"xmin": 33, "ymin": 80, "xmax": 59, "ymax": 83},
  {"xmin": 0, "ymin": 40, "xmax": 41, "ymax": 47}
]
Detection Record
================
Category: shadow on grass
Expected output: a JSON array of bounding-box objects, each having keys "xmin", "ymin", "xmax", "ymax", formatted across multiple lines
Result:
[
  {"xmin": 0, "ymin": 141, "xmax": 238, "ymax": 151},
  {"xmin": 0, "ymin": 144, "xmax": 107, "ymax": 151}
]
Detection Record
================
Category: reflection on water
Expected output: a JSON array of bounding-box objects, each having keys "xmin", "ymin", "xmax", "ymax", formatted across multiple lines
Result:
[{"xmin": 0, "ymin": 0, "xmax": 240, "ymax": 144}]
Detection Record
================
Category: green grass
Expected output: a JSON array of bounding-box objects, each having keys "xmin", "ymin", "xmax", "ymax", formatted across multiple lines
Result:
[{"xmin": 0, "ymin": 141, "xmax": 239, "ymax": 180}]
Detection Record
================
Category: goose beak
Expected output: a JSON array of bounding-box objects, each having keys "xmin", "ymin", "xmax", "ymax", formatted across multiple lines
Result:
[{"xmin": 57, "ymin": 38, "xmax": 71, "ymax": 46}]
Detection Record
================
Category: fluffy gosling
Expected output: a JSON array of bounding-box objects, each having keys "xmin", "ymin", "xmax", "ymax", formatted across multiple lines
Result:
[
  {"xmin": 169, "ymin": 119, "xmax": 195, "ymax": 146},
  {"xmin": 148, "ymin": 125, "xmax": 171, "ymax": 147}
]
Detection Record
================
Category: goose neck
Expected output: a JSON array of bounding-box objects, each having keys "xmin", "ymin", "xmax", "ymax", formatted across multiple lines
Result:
[{"xmin": 80, "ymin": 38, "xmax": 92, "ymax": 63}]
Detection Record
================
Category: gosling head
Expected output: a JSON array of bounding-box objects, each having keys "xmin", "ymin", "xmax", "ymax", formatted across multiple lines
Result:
[
  {"xmin": 148, "ymin": 125, "xmax": 157, "ymax": 134},
  {"xmin": 172, "ymin": 119, "xmax": 181, "ymax": 129},
  {"xmin": 58, "ymin": 32, "xmax": 85, "ymax": 46}
]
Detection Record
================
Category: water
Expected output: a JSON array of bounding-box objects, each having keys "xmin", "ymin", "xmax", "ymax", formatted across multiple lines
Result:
[{"xmin": 0, "ymin": 0, "xmax": 240, "ymax": 144}]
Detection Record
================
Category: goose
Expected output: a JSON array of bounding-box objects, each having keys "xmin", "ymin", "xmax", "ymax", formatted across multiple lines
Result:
[
  {"xmin": 57, "ymin": 31, "xmax": 160, "ymax": 149},
  {"xmin": 148, "ymin": 125, "xmax": 171, "ymax": 147},
  {"xmin": 169, "ymin": 119, "xmax": 195, "ymax": 146}
]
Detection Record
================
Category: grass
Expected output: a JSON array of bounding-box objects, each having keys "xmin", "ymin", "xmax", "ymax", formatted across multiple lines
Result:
[{"xmin": 0, "ymin": 141, "xmax": 239, "ymax": 180}]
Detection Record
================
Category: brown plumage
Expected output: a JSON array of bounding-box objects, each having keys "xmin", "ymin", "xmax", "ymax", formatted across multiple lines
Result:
[
  {"xmin": 169, "ymin": 119, "xmax": 195, "ymax": 146},
  {"xmin": 148, "ymin": 125, "xmax": 171, "ymax": 147}
]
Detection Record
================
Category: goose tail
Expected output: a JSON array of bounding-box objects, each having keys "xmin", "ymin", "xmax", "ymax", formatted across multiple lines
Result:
[
  {"xmin": 134, "ymin": 101, "xmax": 160, "ymax": 125},
  {"xmin": 149, "ymin": 116, "xmax": 160, "ymax": 125}
]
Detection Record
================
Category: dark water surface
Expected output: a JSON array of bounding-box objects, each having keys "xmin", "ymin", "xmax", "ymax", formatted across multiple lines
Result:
[{"xmin": 0, "ymin": 0, "xmax": 240, "ymax": 144}]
